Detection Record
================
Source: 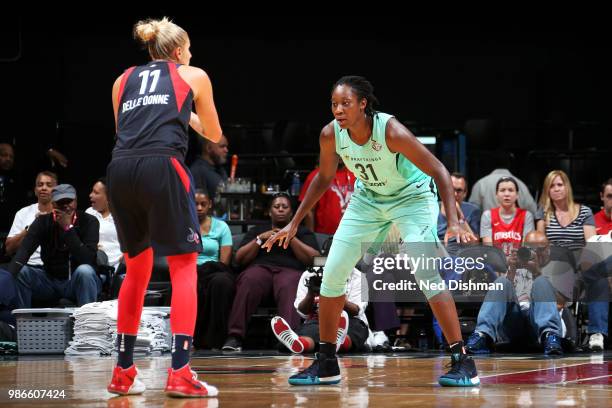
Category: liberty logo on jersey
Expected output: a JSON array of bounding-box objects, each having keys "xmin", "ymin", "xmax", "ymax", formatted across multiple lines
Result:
[{"xmin": 187, "ymin": 228, "xmax": 200, "ymax": 244}]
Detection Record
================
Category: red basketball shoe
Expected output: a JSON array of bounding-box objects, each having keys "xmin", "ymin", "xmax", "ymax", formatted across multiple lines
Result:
[
  {"xmin": 165, "ymin": 365, "xmax": 219, "ymax": 398},
  {"xmin": 107, "ymin": 365, "xmax": 146, "ymax": 395}
]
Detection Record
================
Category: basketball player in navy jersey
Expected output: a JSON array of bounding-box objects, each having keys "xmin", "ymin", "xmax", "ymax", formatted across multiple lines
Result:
[{"xmin": 106, "ymin": 17, "xmax": 222, "ymax": 398}]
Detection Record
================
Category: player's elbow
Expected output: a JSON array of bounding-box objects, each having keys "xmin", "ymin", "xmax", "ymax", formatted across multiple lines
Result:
[
  {"xmin": 314, "ymin": 172, "xmax": 335, "ymax": 187},
  {"xmin": 430, "ymin": 164, "xmax": 451, "ymax": 184},
  {"xmin": 201, "ymin": 126, "xmax": 222, "ymax": 143},
  {"xmin": 208, "ymin": 131, "xmax": 222, "ymax": 143}
]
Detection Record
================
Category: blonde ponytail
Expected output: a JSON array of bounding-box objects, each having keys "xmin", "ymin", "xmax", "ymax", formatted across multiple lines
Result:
[{"xmin": 133, "ymin": 17, "xmax": 187, "ymax": 61}]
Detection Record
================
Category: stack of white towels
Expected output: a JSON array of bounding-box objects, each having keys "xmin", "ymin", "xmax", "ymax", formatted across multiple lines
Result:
[{"xmin": 65, "ymin": 300, "xmax": 171, "ymax": 356}]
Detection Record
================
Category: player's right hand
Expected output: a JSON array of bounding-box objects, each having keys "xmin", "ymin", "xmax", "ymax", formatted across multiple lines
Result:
[
  {"xmin": 262, "ymin": 222, "xmax": 298, "ymax": 251},
  {"xmin": 445, "ymin": 222, "xmax": 476, "ymax": 245},
  {"xmin": 258, "ymin": 228, "xmax": 279, "ymax": 242}
]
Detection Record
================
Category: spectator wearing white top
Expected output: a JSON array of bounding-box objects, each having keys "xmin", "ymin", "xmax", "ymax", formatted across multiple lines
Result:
[
  {"xmin": 5, "ymin": 171, "xmax": 58, "ymax": 265},
  {"xmin": 86, "ymin": 178, "xmax": 121, "ymax": 270},
  {"xmin": 1, "ymin": 172, "xmax": 57, "ymax": 325}
]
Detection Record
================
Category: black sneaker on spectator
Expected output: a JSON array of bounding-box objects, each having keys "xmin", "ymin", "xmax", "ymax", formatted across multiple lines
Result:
[
  {"xmin": 222, "ymin": 336, "xmax": 242, "ymax": 352},
  {"xmin": 392, "ymin": 337, "xmax": 412, "ymax": 351},
  {"xmin": 466, "ymin": 331, "xmax": 491, "ymax": 355},
  {"xmin": 543, "ymin": 332, "xmax": 563, "ymax": 356},
  {"xmin": 374, "ymin": 341, "xmax": 392, "ymax": 353}
]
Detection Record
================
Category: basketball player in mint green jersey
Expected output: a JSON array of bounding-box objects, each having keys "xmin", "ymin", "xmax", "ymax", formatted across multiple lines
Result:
[{"xmin": 263, "ymin": 76, "xmax": 480, "ymax": 387}]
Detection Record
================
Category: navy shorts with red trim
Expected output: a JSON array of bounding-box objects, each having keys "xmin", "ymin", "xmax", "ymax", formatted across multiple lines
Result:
[{"xmin": 107, "ymin": 153, "xmax": 202, "ymax": 257}]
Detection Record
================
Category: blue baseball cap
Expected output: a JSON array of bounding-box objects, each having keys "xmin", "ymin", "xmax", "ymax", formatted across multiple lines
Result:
[{"xmin": 52, "ymin": 184, "xmax": 76, "ymax": 202}]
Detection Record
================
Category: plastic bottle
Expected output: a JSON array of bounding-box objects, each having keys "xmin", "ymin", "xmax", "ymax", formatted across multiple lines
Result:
[
  {"xmin": 0, "ymin": 176, "xmax": 5, "ymax": 203},
  {"xmin": 418, "ymin": 329, "xmax": 428, "ymax": 351},
  {"xmin": 230, "ymin": 154, "xmax": 238, "ymax": 180},
  {"xmin": 290, "ymin": 172, "xmax": 301, "ymax": 196}
]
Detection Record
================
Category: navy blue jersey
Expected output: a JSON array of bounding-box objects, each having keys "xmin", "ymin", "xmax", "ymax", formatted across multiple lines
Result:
[{"xmin": 114, "ymin": 61, "xmax": 193, "ymax": 159}]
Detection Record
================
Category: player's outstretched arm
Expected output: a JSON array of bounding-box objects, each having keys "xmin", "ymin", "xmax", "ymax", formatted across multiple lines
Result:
[
  {"xmin": 262, "ymin": 123, "xmax": 339, "ymax": 251},
  {"xmin": 386, "ymin": 118, "xmax": 475, "ymax": 244}
]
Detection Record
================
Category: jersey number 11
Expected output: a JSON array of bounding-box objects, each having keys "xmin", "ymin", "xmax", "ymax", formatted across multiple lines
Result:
[{"xmin": 138, "ymin": 69, "xmax": 161, "ymax": 95}]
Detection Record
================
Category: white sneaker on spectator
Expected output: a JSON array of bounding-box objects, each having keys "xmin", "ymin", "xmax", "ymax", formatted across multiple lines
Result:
[
  {"xmin": 370, "ymin": 331, "xmax": 391, "ymax": 352},
  {"xmin": 373, "ymin": 331, "xmax": 389, "ymax": 347},
  {"xmin": 589, "ymin": 333, "xmax": 604, "ymax": 351},
  {"xmin": 365, "ymin": 331, "xmax": 376, "ymax": 349}
]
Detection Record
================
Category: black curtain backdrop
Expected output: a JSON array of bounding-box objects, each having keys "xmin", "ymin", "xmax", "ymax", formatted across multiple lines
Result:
[{"xmin": 1, "ymin": 15, "xmax": 610, "ymax": 204}]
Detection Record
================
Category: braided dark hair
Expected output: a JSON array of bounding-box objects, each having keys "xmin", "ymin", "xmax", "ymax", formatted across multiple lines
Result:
[{"xmin": 332, "ymin": 76, "xmax": 379, "ymax": 116}]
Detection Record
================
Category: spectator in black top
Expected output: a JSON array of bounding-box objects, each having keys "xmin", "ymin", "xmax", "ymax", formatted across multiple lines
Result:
[
  {"xmin": 0, "ymin": 142, "xmax": 25, "ymax": 232},
  {"xmin": 222, "ymin": 193, "xmax": 320, "ymax": 351},
  {"xmin": 5, "ymin": 184, "xmax": 100, "ymax": 308},
  {"xmin": 0, "ymin": 143, "xmax": 15, "ymax": 172},
  {"xmin": 189, "ymin": 134, "xmax": 229, "ymax": 198},
  {"xmin": 0, "ymin": 140, "xmax": 69, "ymax": 216}
]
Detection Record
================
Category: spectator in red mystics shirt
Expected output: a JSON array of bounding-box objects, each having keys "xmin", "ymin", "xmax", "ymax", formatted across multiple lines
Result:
[
  {"xmin": 299, "ymin": 162, "xmax": 356, "ymax": 235},
  {"xmin": 594, "ymin": 178, "xmax": 612, "ymax": 235},
  {"xmin": 481, "ymin": 176, "xmax": 535, "ymax": 257}
]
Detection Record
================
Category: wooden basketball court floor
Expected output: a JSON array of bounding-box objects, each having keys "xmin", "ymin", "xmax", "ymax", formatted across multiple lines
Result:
[{"xmin": 1, "ymin": 351, "xmax": 611, "ymax": 407}]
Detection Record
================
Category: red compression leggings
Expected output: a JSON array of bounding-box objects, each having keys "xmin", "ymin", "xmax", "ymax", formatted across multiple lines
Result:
[{"xmin": 117, "ymin": 249, "xmax": 198, "ymax": 336}]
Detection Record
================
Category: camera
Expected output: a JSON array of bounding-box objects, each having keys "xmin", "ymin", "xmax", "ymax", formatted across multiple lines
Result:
[
  {"xmin": 516, "ymin": 246, "xmax": 536, "ymax": 266},
  {"xmin": 305, "ymin": 266, "xmax": 323, "ymax": 293}
]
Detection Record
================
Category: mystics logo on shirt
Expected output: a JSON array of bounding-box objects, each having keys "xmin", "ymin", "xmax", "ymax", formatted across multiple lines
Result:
[
  {"xmin": 187, "ymin": 227, "xmax": 200, "ymax": 244},
  {"xmin": 493, "ymin": 231, "xmax": 522, "ymax": 241}
]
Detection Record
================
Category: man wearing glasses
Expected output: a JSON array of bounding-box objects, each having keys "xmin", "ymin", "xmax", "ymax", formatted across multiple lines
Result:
[{"xmin": 437, "ymin": 172, "xmax": 481, "ymax": 251}]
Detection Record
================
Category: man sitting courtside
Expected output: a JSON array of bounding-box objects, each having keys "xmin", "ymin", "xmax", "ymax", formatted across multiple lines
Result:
[
  {"xmin": 4, "ymin": 184, "xmax": 100, "ymax": 308},
  {"xmin": 466, "ymin": 231, "xmax": 566, "ymax": 356}
]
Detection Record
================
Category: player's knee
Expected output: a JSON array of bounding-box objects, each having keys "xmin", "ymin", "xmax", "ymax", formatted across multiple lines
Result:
[
  {"xmin": 320, "ymin": 281, "xmax": 346, "ymax": 297},
  {"xmin": 415, "ymin": 268, "xmax": 445, "ymax": 300}
]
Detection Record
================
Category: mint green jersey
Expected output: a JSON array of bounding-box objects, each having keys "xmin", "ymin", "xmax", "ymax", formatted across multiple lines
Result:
[
  {"xmin": 334, "ymin": 112, "xmax": 430, "ymax": 197},
  {"xmin": 324, "ymin": 112, "xmax": 444, "ymax": 299}
]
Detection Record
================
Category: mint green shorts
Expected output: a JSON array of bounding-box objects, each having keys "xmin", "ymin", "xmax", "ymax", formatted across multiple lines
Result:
[{"xmin": 321, "ymin": 181, "xmax": 446, "ymax": 299}]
